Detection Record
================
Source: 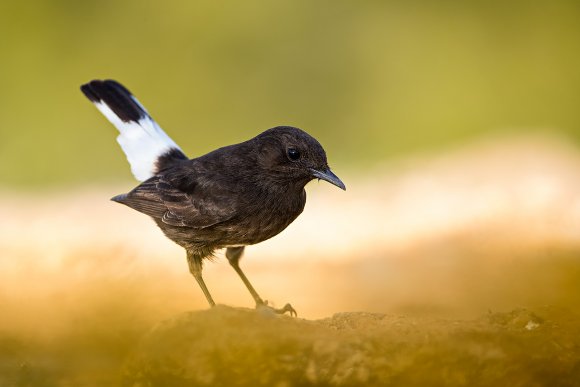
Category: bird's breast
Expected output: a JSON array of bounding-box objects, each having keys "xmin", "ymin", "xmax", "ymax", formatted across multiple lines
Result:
[{"xmin": 220, "ymin": 187, "xmax": 306, "ymax": 246}]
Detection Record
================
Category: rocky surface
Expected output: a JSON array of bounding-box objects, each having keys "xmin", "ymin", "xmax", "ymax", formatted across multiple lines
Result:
[{"xmin": 122, "ymin": 306, "xmax": 580, "ymax": 386}]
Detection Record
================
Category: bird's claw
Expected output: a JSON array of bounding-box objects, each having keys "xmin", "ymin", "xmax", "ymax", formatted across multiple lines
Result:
[
  {"xmin": 276, "ymin": 303, "xmax": 297, "ymax": 317},
  {"xmin": 256, "ymin": 300, "xmax": 297, "ymax": 317}
]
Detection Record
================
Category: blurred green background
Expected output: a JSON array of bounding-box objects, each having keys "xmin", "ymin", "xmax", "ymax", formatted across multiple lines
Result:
[{"xmin": 0, "ymin": 0, "xmax": 579, "ymax": 187}]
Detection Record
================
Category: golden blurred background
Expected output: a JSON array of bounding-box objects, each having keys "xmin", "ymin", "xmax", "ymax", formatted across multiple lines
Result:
[{"xmin": 1, "ymin": 1, "xmax": 580, "ymax": 385}]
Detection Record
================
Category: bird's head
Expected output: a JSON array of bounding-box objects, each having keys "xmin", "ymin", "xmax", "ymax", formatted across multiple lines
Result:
[{"xmin": 254, "ymin": 126, "xmax": 346, "ymax": 191}]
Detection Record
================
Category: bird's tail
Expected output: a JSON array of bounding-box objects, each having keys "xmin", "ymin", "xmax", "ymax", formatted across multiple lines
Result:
[{"xmin": 80, "ymin": 80, "xmax": 187, "ymax": 181}]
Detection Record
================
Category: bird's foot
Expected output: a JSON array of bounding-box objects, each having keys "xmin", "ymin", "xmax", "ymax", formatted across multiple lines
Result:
[{"xmin": 256, "ymin": 300, "xmax": 297, "ymax": 317}]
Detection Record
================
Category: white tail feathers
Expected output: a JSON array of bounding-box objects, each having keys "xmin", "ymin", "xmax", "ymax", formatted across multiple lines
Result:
[{"xmin": 81, "ymin": 80, "xmax": 187, "ymax": 182}]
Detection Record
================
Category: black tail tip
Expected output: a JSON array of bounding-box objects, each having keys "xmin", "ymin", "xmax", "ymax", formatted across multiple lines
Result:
[
  {"xmin": 80, "ymin": 82, "xmax": 100, "ymax": 102},
  {"xmin": 80, "ymin": 79, "xmax": 130, "ymax": 101},
  {"xmin": 80, "ymin": 79, "xmax": 144, "ymax": 122}
]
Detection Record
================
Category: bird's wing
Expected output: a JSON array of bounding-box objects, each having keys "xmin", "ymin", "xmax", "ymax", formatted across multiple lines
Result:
[{"xmin": 114, "ymin": 170, "xmax": 238, "ymax": 229}]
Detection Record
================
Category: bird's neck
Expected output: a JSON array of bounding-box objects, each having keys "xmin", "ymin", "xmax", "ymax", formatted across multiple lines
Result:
[{"xmin": 253, "ymin": 173, "xmax": 310, "ymax": 195}]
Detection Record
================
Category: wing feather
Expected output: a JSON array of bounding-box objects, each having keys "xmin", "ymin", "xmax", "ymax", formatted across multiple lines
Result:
[{"xmin": 114, "ymin": 170, "xmax": 237, "ymax": 228}]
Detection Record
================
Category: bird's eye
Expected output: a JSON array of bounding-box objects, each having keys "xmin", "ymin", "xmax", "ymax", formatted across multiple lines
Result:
[{"xmin": 287, "ymin": 148, "xmax": 301, "ymax": 161}]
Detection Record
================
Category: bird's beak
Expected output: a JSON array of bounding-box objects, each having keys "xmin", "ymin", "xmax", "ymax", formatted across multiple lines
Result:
[{"xmin": 310, "ymin": 168, "xmax": 346, "ymax": 191}]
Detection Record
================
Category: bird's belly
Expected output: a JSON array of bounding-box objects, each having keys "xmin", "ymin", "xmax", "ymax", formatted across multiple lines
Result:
[
  {"xmin": 216, "ymin": 211, "xmax": 297, "ymax": 247},
  {"xmin": 156, "ymin": 209, "xmax": 299, "ymax": 251},
  {"xmin": 218, "ymin": 194, "xmax": 306, "ymax": 246}
]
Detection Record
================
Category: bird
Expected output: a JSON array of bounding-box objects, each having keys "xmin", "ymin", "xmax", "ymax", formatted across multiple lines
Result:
[{"xmin": 80, "ymin": 79, "xmax": 345, "ymax": 316}]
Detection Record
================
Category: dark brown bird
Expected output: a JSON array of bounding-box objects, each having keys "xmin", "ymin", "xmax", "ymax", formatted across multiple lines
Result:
[{"xmin": 80, "ymin": 80, "xmax": 345, "ymax": 315}]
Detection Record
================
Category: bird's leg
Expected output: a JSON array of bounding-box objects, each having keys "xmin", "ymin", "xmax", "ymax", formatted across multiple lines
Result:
[
  {"xmin": 186, "ymin": 250, "xmax": 215, "ymax": 307},
  {"xmin": 226, "ymin": 247, "xmax": 262, "ymax": 303},
  {"xmin": 226, "ymin": 246, "xmax": 297, "ymax": 316}
]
